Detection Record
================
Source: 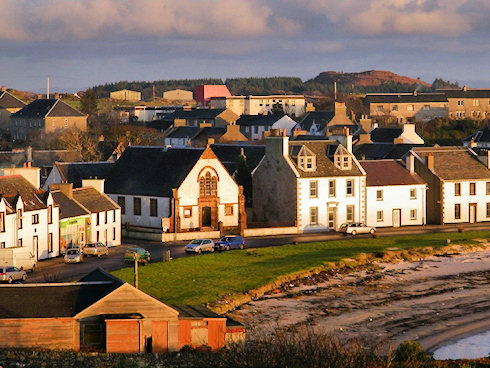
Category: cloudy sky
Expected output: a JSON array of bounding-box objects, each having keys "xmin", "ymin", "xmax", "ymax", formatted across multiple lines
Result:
[{"xmin": 1, "ymin": 0, "xmax": 489, "ymax": 92}]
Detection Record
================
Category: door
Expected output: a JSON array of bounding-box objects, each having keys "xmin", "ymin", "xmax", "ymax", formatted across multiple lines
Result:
[
  {"xmin": 469, "ymin": 204, "xmax": 477, "ymax": 223},
  {"xmin": 152, "ymin": 321, "xmax": 168, "ymax": 353},
  {"xmin": 392, "ymin": 209, "xmax": 401, "ymax": 227},
  {"xmin": 327, "ymin": 207, "xmax": 337, "ymax": 230},
  {"xmin": 33, "ymin": 236, "xmax": 38, "ymax": 260},
  {"xmin": 202, "ymin": 207, "xmax": 212, "ymax": 227}
]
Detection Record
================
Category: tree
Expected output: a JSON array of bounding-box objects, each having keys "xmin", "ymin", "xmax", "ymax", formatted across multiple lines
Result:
[
  {"xmin": 234, "ymin": 155, "xmax": 253, "ymax": 206},
  {"xmin": 57, "ymin": 129, "xmax": 101, "ymax": 161},
  {"xmin": 271, "ymin": 102, "xmax": 285, "ymax": 115},
  {"xmin": 80, "ymin": 89, "xmax": 98, "ymax": 116}
]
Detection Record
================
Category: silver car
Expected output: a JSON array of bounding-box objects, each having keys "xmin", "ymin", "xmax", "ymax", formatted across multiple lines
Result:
[
  {"xmin": 339, "ymin": 223, "xmax": 376, "ymax": 236},
  {"xmin": 0, "ymin": 266, "xmax": 27, "ymax": 283},
  {"xmin": 185, "ymin": 239, "xmax": 215, "ymax": 254},
  {"xmin": 64, "ymin": 248, "xmax": 84, "ymax": 263},
  {"xmin": 82, "ymin": 242, "xmax": 109, "ymax": 257}
]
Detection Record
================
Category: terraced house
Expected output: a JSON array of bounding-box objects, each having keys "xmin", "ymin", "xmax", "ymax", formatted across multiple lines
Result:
[{"xmin": 0, "ymin": 86, "xmax": 26, "ymax": 132}]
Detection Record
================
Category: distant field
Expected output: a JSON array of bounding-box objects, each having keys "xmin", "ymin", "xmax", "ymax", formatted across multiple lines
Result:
[{"xmin": 112, "ymin": 231, "xmax": 489, "ymax": 306}]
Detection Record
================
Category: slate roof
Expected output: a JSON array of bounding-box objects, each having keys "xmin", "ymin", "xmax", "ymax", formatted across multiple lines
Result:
[
  {"xmin": 12, "ymin": 99, "xmax": 85, "ymax": 118},
  {"xmin": 412, "ymin": 147, "xmax": 490, "ymax": 180},
  {"xmin": 463, "ymin": 127, "xmax": 490, "ymax": 143},
  {"xmin": 288, "ymin": 140, "xmax": 363, "ymax": 178},
  {"xmin": 364, "ymin": 93, "xmax": 447, "ymax": 103},
  {"xmin": 54, "ymin": 162, "xmax": 115, "ymax": 188},
  {"xmin": 0, "ymin": 152, "xmax": 25, "ymax": 167},
  {"xmin": 165, "ymin": 126, "xmax": 199, "ymax": 139},
  {"xmin": 291, "ymin": 135, "xmax": 331, "ymax": 141},
  {"xmin": 0, "ymin": 91, "xmax": 26, "ymax": 109},
  {"xmin": 354, "ymin": 143, "xmax": 425, "ymax": 160},
  {"xmin": 360, "ymin": 160, "xmax": 425, "ymax": 186},
  {"xmin": 51, "ymin": 191, "xmax": 89, "ymax": 219},
  {"xmin": 72, "ymin": 187, "xmax": 119, "ymax": 213},
  {"xmin": 146, "ymin": 119, "xmax": 173, "ymax": 132},
  {"xmin": 105, "ymin": 146, "xmax": 204, "ymax": 197},
  {"xmin": 0, "ymin": 175, "xmax": 47, "ymax": 211},
  {"xmin": 33, "ymin": 150, "xmax": 83, "ymax": 167},
  {"xmin": 438, "ymin": 89, "xmax": 490, "ymax": 99},
  {"xmin": 163, "ymin": 108, "xmax": 225, "ymax": 121},
  {"xmin": 236, "ymin": 114, "xmax": 283, "ymax": 127},
  {"xmin": 210, "ymin": 143, "xmax": 265, "ymax": 174},
  {"xmin": 370, "ymin": 127, "xmax": 403, "ymax": 143},
  {"xmin": 300, "ymin": 111, "xmax": 335, "ymax": 131},
  {"xmin": 172, "ymin": 305, "xmax": 224, "ymax": 319}
]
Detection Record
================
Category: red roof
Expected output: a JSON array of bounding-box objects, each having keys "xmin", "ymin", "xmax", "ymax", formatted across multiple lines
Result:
[{"xmin": 360, "ymin": 160, "xmax": 425, "ymax": 186}]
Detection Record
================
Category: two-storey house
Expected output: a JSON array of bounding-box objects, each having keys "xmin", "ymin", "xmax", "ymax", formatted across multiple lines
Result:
[{"xmin": 0, "ymin": 87, "xmax": 26, "ymax": 132}]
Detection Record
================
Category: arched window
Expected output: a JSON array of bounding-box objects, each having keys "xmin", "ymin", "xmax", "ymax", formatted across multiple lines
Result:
[
  {"xmin": 199, "ymin": 177, "xmax": 205, "ymax": 196},
  {"xmin": 199, "ymin": 171, "xmax": 218, "ymax": 196},
  {"xmin": 211, "ymin": 177, "xmax": 217, "ymax": 195}
]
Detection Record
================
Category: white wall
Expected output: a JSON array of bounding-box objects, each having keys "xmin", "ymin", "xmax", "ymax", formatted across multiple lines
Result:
[
  {"xmin": 0, "ymin": 199, "xmax": 16, "ymax": 248},
  {"xmin": 109, "ymin": 194, "xmax": 170, "ymax": 229},
  {"xmin": 246, "ymin": 96, "xmax": 305, "ymax": 117},
  {"xmin": 89, "ymin": 208, "xmax": 121, "ymax": 246},
  {"xmin": 442, "ymin": 180, "xmax": 490, "ymax": 223},
  {"xmin": 272, "ymin": 116, "xmax": 299, "ymax": 136},
  {"xmin": 365, "ymin": 185, "xmax": 426, "ymax": 227}
]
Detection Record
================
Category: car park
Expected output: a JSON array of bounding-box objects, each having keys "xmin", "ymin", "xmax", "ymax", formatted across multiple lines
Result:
[
  {"xmin": 124, "ymin": 247, "xmax": 151, "ymax": 263},
  {"xmin": 185, "ymin": 239, "xmax": 215, "ymax": 254},
  {"xmin": 0, "ymin": 266, "xmax": 27, "ymax": 283},
  {"xmin": 214, "ymin": 235, "xmax": 245, "ymax": 251},
  {"xmin": 82, "ymin": 242, "xmax": 109, "ymax": 257},
  {"xmin": 339, "ymin": 223, "xmax": 376, "ymax": 236},
  {"xmin": 64, "ymin": 248, "xmax": 83, "ymax": 264}
]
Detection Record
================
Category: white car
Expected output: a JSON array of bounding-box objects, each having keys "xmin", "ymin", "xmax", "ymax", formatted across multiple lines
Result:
[
  {"xmin": 339, "ymin": 223, "xmax": 376, "ymax": 236},
  {"xmin": 0, "ymin": 266, "xmax": 27, "ymax": 283},
  {"xmin": 185, "ymin": 239, "xmax": 215, "ymax": 254},
  {"xmin": 64, "ymin": 248, "xmax": 84, "ymax": 263}
]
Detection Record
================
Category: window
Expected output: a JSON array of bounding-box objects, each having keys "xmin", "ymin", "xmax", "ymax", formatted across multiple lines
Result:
[
  {"xmin": 183, "ymin": 207, "xmax": 192, "ymax": 218},
  {"xmin": 310, "ymin": 207, "xmax": 318, "ymax": 225},
  {"xmin": 376, "ymin": 105, "xmax": 383, "ymax": 112},
  {"xmin": 0, "ymin": 242, "xmax": 4, "ymax": 249},
  {"xmin": 150, "ymin": 198, "xmax": 158, "ymax": 217},
  {"xmin": 376, "ymin": 211, "xmax": 383, "ymax": 222},
  {"xmin": 96, "ymin": 213, "xmax": 100, "ymax": 226},
  {"xmin": 118, "ymin": 196, "xmax": 125, "ymax": 215},
  {"xmin": 18, "ymin": 239, "xmax": 22, "ymax": 247},
  {"xmin": 410, "ymin": 209, "xmax": 417, "ymax": 220},
  {"xmin": 17, "ymin": 209, "xmax": 22, "ymax": 229},
  {"xmin": 96, "ymin": 231, "xmax": 100, "ymax": 242},
  {"xmin": 0, "ymin": 212, "xmax": 4, "ymax": 232},
  {"xmin": 486, "ymin": 182, "xmax": 490, "ymax": 195},
  {"xmin": 48, "ymin": 205, "xmax": 52, "ymax": 224},
  {"xmin": 407, "ymin": 104, "xmax": 414, "ymax": 111},
  {"xmin": 455, "ymin": 183, "xmax": 461, "ymax": 196},
  {"xmin": 423, "ymin": 105, "xmax": 430, "ymax": 111},
  {"xmin": 104, "ymin": 211, "xmax": 108, "ymax": 224},
  {"xmin": 328, "ymin": 180, "xmax": 336, "ymax": 197},
  {"xmin": 253, "ymin": 126, "xmax": 259, "ymax": 134},
  {"xmin": 473, "ymin": 99, "xmax": 480, "ymax": 106},
  {"xmin": 342, "ymin": 156, "xmax": 350, "ymax": 169},
  {"xmin": 225, "ymin": 205, "xmax": 233, "ymax": 216},
  {"xmin": 32, "ymin": 214, "xmax": 39, "ymax": 224},
  {"xmin": 457, "ymin": 100, "xmax": 464, "ymax": 106},
  {"xmin": 487, "ymin": 203, "xmax": 490, "ymax": 218},
  {"xmin": 133, "ymin": 197, "xmax": 141, "ymax": 216},
  {"xmin": 306, "ymin": 157, "xmax": 314, "ymax": 169},
  {"xmin": 113, "ymin": 209, "xmax": 116, "ymax": 222},
  {"xmin": 346, "ymin": 205, "xmax": 354, "ymax": 222},
  {"xmin": 410, "ymin": 188, "xmax": 417, "ymax": 200},
  {"xmin": 309, "ymin": 180, "xmax": 318, "ymax": 198},
  {"xmin": 376, "ymin": 190, "xmax": 383, "ymax": 201},
  {"xmin": 113, "ymin": 227, "xmax": 116, "ymax": 240},
  {"xmin": 392, "ymin": 105, "xmax": 398, "ymax": 111},
  {"xmin": 469, "ymin": 182, "xmax": 476, "ymax": 195},
  {"xmin": 346, "ymin": 180, "xmax": 354, "ymax": 196},
  {"xmin": 200, "ymin": 172, "xmax": 218, "ymax": 196},
  {"xmin": 48, "ymin": 233, "xmax": 53, "ymax": 253},
  {"xmin": 454, "ymin": 204, "xmax": 461, "ymax": 219}
]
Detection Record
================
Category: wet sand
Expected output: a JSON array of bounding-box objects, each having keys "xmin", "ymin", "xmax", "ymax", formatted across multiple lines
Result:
[{"xmin": 228, "ymin": 245, "xmax": 490, "ymax": 352}]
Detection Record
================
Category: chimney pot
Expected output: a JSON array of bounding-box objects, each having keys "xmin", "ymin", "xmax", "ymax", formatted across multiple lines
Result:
[{"xmin": 1, "ymin": 86, "xmax": 6, "ymax": 92}]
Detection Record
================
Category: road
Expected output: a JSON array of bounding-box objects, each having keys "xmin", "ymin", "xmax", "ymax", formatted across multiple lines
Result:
[{"xmin": 26, "ymin": 222, "xmax": 489, "ymax": 284}]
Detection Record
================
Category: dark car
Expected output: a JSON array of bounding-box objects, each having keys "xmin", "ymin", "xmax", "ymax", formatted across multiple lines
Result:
[{"xmin": 214, "ymin": 235, "xmax": 245, "ymax": 251}]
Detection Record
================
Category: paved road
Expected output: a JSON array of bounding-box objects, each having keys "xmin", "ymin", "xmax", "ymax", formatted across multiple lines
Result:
[{"xmin": 26, "ymin": 222, "xmax": 489, "ymax": 284}]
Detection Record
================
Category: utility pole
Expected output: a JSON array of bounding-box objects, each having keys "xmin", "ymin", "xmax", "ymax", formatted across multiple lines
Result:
[
  {"xmin": 134, "ymin": 253, "xmax": 139, "ymax": 288},
  {"xmin": 47, "ymin": 76, "xmax": 50, "ymax": 99}
]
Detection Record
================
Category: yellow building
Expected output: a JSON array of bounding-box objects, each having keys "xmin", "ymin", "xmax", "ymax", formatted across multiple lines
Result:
[
  {"xmin": 110, "ymin": 89, "xmax": 141, "ymax": 101},
  {"xmin": 0, "ymin": 87, "xmax": 26, "ymax": 132},
  {"xmin": 439, "ymin": 86, "xmax": 490, "ymax": 120},
  {"xmin": 163, "ymin": 89, "xmax": 193, "ymax": 102}
]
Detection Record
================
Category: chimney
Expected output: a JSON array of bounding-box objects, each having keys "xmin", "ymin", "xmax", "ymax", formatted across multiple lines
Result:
[
  {"xmin": 26, "ymin": 146, "xmax": 33, "ymax": 163},
  {"xmin": 346, "ymin": 135, "xmax": 352, "ymax": 153},
  {"xmin": 265, "ymin": 130, "xmax": 289, "ymax": 158},
  {"xmin": 82, "ymin": 178, "xmax": 105, "ymax": 194},
  {"xmin": 50, "ymin": 183, "xmax": 73, "ymax": 199},
  {"xmin": 200, "ymin": 122, "xmax": 211, "ymax": 128},
  {"xmin": 54, "ymin": 92, "xmax": 60, "ymax": 99},
  {"xmin": 463, "ymin": 85, "xmax": 468, "ymax": 92},
  {"xmin": 406, "ymin": 153, "xmax": 415, "ymax": 174},
  {"xmin": 334, "ymin": 102, "xmax": 347, "ymax": 117},
  {"xmin": 426, "ymin": 153, "xmax": 434, "ymax": 171},
  {"xmin": 470, "ymin": 138, "xmax": 477, "ymax": 148},
  {"xmin": 413, "ymin": 90, "xmax": 418, "ymax": 97},
  {"xmin": 1, "ymin": 86, "xmax": 6, "ymax": 92},
  {"xmin": 37, "ymin": 94, "xmax": 42, "ymax": 99},
  {"xmin": 207, "ymin": 137, "xmax": 215, "ymax": 146}
]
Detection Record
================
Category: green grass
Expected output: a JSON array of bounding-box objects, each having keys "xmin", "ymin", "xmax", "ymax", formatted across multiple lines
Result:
[{"xmin": 112, "ymin": 231, "xmax": 489, "ymax": 306}]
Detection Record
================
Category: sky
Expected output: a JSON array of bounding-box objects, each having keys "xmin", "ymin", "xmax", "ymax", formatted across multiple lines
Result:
[{"xmin": 0, "ymin": 0, "xmax": 489, "ymax": 92}]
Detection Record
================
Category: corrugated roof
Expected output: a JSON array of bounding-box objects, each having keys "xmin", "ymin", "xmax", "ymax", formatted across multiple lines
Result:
[{"xmin": 360, "ymin": 160, "xmax": 425, "ymax": 186}]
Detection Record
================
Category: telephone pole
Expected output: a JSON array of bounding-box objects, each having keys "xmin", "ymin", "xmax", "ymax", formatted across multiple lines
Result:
[{"xmin": 134, "ymin": 253, "xmax": 139, "ymax": 288}]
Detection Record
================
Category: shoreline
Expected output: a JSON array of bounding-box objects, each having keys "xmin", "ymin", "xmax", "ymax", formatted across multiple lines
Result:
[{"xmin": 228, "ymin": 245, "xmax": 490, "ymax": 354}]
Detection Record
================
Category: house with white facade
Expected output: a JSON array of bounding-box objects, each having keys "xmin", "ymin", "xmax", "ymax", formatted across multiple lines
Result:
[
  {"xmin": 370, "ymin": 124, "xmax": 424, "ymax": 145},
  {"xmin": 360, "ymin": 160, "xmax": 426, "ymax": 227},
  {"xmin": 210, "ymin": 95, "xmax": 306, "ymax": 117},
  {"xmin": 252, "ymin": 132, "xmax": 366, "ymax": 231},
  {"xmin": 42, "ymin": 161, "xmax": 115, "ymax": 190},
  {"xmin": 0, "ymin": 175, "xmax": 60, "ymax": 261},
  {"xmin": 409, "ymin": 147, "xmax": 490, "ymax": 224},
  {"xmin": 237, "ymin": 114, "xmax": 299, "ymax": 141},
  {"xmin": 105, "ymin": 146, "xmax": 246, "ymax": 234}
]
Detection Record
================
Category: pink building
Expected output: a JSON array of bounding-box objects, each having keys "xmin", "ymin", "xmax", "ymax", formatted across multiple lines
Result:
[{"xmin": 195, "ymin": 85, "xmax": 231, "ymax": 106}]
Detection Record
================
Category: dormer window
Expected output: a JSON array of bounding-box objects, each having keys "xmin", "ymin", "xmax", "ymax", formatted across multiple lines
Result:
[
  {"xmin": 334, "ymin": 146, "xmax": 352, "ymax": 170},
  {"xmin": 295, "ymin": 145, "xmax": 316, "ymax": 172}
]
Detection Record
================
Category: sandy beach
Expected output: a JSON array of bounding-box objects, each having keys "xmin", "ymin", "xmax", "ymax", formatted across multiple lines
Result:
[{"xmin": 228, "ymin": 244, "xmax": 490, "ymax": 352}]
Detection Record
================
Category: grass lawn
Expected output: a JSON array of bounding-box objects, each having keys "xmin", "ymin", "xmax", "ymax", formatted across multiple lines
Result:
[{"xmin": 112, "ymin": 231, "xmax": 489, "ymax": 306}]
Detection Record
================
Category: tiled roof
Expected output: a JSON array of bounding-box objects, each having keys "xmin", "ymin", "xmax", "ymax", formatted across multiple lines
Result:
[
  {"xmin": 0, "ymin": 91, "xmax": 26, "ymax": 109},
  {"xmin": 288, "ymin": 140, "xmax": 363, "ymax": 178},
  {"xmin": 299, "ymin": 111, "xmax": 335, "ymax": 132},
  {"xmin": 370, "ymin": 127, "xmax": 403, "ymax": 143},
  {"xmin": 54, "ymin": 162, "xmax": 115, "ymax": 188},
  {"xmin": 105, "ymin": 146, "xmax": 204, "ymax": 197},
  {"xmin": 51, "ymin": 191, "xmax": 89, "ymax": 219},
  {"xmin": 0, "ymin": 175, "xmax": 47, "ymax": 211},
  {"xmin": 12, "ymin": 99, "xmax": 85, "ymax": 118},
  {"xmin": 364, "ymin": 93, "xmax": 447, "ymax": 103},
  {"xmin": 438, "ymin": 89, "xmax": 490, "ymax": 99},
  {"xmin": 72, "ymin": 187, "xmax": 119, "ymax": 213},
  {"xmin": 236, "ymin": 114, "xmax": 283, "ymax": 127},
  {"xmin": 412, "ymin": 147, "xmax": 490, "ymax": 180},
  {"xmin": 360, "ymin": 160, "xmax": 425, "ymax": 186}
]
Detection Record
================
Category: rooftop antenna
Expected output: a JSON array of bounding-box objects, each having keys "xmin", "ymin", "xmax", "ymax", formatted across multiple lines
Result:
[{"xmin": 46, "ymin": 76, "xmax": 50, "ymax": 99}]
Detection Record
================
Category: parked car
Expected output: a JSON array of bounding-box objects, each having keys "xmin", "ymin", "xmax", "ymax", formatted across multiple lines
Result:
[
  {"xmin": 0, "ymin": 266, "xmax": 27, "ymax": 283},
  {"xmin": 185, "ymin": 239, "xmax": 215, "ymax": 254},
  {"xmin": 124, "ymin": 248, "xmax": 151, "ymax": 263},
  {"xmin": 82, "ymin": 242, "xmax": 109, "ymax": 257},
  {"xmin": 214, "ymin": 235, "xmax": 245, "ymax": 251},
  {"xmin": 64, "ymin": 248, "xmax": 83, "ymax": 264},
  {"xmin": 339, "ymin": 223, "xmax": 376, "ymax": 236}
]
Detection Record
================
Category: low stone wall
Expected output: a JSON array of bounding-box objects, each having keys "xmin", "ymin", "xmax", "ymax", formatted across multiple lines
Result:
[
  {"xmin": 161, "ymin": 231, "xmax": 221, "ymax": 242},
  {"xmin": 122, "ymin": 229, "xmax": 163, "ymax": 242},
  {"xmin": 244, "ymin": 226, "xmax": 299, "ymax": 237}
]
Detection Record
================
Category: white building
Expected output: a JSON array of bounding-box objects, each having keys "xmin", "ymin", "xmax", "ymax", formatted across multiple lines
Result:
[
  {"xmin": 210, "ymin": 95, "xmax": 306, "ymax": 117},
  {"xmin": 238, "ymin": 114, "xmax": 299, "ymax": 141},
  {"xmin": 360, "ymin": 160, "xmax": 427, "ymax": 227},
  {"xmin": 409, "ymin": 147, "xmax": 490, "ymax": 224},
  {"xmin": 252, "ymin": 133, "xmax": 366, "ymax": 231},
  {"xmin": 105, "ymin": 146, "xmax": 246, "ymax": 233},
  {"xmin": 0, "ymin": 175, "xmax": 60, "ymax": 261}
]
